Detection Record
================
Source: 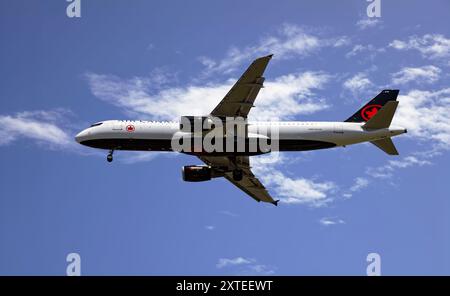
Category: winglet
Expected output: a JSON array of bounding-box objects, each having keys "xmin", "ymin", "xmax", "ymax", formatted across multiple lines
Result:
[{"xmin": 272, "ymin": 200, "xmax": 280, "ymax": 206}]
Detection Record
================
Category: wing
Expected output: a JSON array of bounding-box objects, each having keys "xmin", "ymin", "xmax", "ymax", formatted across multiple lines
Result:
[
  {"xmin": 210, "ymin": 54, "xmax": 273, "ymax": 118},
  {"xmin": 198, "ymin": 155, "xmax": 279, "ymax": 206}
]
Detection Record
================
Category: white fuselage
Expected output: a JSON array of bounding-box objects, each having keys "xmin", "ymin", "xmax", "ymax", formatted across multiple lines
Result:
[{"xmin": 75, "ymin": 120, "xmax": 406, "ymax": 155}]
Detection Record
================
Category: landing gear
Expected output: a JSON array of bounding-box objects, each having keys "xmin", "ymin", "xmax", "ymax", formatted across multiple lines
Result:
[
  {"xmin": 232, "ymin": 169, "xmax": 243, "ymax": 181},
  {"xmin": 107, "ymin": 150, "xmax": 114, "ymax": 162}
]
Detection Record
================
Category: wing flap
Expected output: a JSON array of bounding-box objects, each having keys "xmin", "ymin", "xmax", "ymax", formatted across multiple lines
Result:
[{"xmin": 198, "ymin": 155, "xmax": 278, "ymax": 205}]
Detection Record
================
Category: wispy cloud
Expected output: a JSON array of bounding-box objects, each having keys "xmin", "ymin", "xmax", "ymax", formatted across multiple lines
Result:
[
  {"xmin": 389, "ymin": 34, "xmax": 450, "ymax": 60},
  {"xmin": 199, "ymin": 23, "xmax": 349, "ymax": 75},
  {"xmin": 391, "ymin": 65, "xmax": 441, "ymax": 85},
  {"xmin": 350, "ymin": 177, "xmax": 370, "ymax": 192},
  {"xmin": 0, "ymin": 109, "xmax": 73, "ymax": 148},
  {"xmin": 252, "ymin": 153, "xmax": 336, "ymax": 207},
  {"xmin": 119, "ymin": 151, "xmax": 163, "ymax": 164},
  {"xmin": 345, "ymin": 44, "xmax": 385, "ymax": 60},
  {"xmin": 86, "ymin": 71, "xmax": 331, "ymax": 121},
  {"xmin": 356, "ymin": 18, "xmax": 382, "ymax": 30},
  {"xmin": 147, "ymin": 67, "xmax": 179, "ymax": 89},
  {"xmin": 319, "ymin": 217, "xmax": 345, "ymax": 226},
  {"xmin": 366, "ymin": 155, "xmax": 432, "ymax": 179},
  {"xmin": 205, "ymin": 225, "xmax": 215, "ymax": 231},
  {"xmin": 219, "ymin": 210, "xmax": 238, "ymax": 217},
  {"xmin": 343, "ymin": 73, "xmax": 374, "ymax": 98},
  {"xmin": 342, "ymin": 177, "xmax": 369, "ymax": 199},
  {"xmin": 393, "ymin": 88, "xmax": 450, "ymax": 148},
  {"xmin": 246, "ymin": 264, "xmax": 275, "ymax": 275},
  {"xmin": 216, "ymin": 257, "xmax": 252, "ymax": 268},
  {"xmin": 346, "ymin": 44, "xmax": 372, "ymax": 58},
  {"xmin": 216, "ymin": 257, "xmax": 275, "ymax": 275}
]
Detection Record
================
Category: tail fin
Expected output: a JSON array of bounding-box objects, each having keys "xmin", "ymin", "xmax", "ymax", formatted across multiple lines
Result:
[
  {"xmin": 363, "ymin": 101, "xmax": 399, "ymax": 129},
  {"xmin": 345, "ymin": 90, "xmax": 399, "ymax": 123},
  {"xmin": 363, "ymin": 100, "xmax": 401, "ymax": 155}
]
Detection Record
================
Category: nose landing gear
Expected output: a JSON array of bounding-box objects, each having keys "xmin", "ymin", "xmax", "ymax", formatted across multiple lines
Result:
[{"xmin": 107, "ymin": 150, "xmax": 114, "ymax": 162}]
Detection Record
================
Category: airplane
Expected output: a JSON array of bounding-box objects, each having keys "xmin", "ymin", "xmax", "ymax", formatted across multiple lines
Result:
[{"xmin": 75, "ymin": 54, "xmax": 407, "ymax": 206}]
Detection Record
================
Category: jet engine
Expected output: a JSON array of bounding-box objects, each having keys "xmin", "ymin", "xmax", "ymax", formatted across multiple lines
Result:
[{"xmin": 182, "ymin": 165, "xmax": 212, "ymax": 182}]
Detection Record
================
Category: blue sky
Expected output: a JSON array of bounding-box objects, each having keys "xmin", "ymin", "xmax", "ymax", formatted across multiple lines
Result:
[{"xmin": 1, "ymin": 0, "xmax": 450, "ymax": 275}]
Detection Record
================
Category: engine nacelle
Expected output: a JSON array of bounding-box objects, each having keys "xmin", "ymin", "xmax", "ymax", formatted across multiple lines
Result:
[{"xmin": 182, "ymin": 165, "xmax": 212, "ymax": 182}]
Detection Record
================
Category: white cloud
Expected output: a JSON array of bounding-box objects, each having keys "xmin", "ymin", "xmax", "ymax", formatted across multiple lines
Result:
[
  {"xmin": 319, "ymin": 217, "xmax": 345, "ymax": 226},
  {"xmin": 346, "ymin": 44, "xmax": 385, "ymax": 59},
  {"xmin": 391, "ymin": 65, "xmax": 441, "ymax": 85},
  {"xmin": 389, "ymin": 34, "xmax": 450, "ymax": 60},
  {"xmin": 199, "ymin": 23, "xmax": 349, "ymax": 75},
  {"xmin": 198, "ymin": 56, "xmax": 216, "ymax": 69},
  {"xmin": 205, "ymin": 225, "xmax": 215, "ymax": 231},
  {"xmin": 342, "ymin": 193, "xmax": 353, "ymax": 199},
  {"xmin": 147, "ymin": 67, "xmax": 179, "ymax": 88},
  {"xmin": 367, "ymin": 155, "xmax": 432, "ymax": 179},
  {"xmin": 0, "ymin": 110, "xmax": 73, "ymax": 148},
  {"xmin": 342, "ymin": 177, "xmax": 369, "ymax": 199},
  {"xmin": 246, "ymin": 264, "xmax": 275, "ymax": 275},
  {"xmin": 264, "ymin": 172, "xmax": 336, "ymax": 206},
  {"xmin": 219, "ymin": 210, "xmax": 238, "ymax": 217},
  {"xmin": 86, "ymin": 72, "xmax": 228, "ymax": 119},
  {"xmin": 343, "ymin": 73, "xmax": 374, "ymax": 97},
  {"xmin": 252, "ymin": 154, "xmax": 336, "ymax": 207},
  {"xmin": 356, "ymin": 18, "xmax": 381, "ymax": 30},
  {"xmin": 216, "ymin": 257, "xmax": 275, "ymax": 275},
  {"xmin": 86, "ymin": 71, "xmax": 331, "ymax": 121},
  {"xmin": 216, "ymin": 257, "xmax": 252, "ymax": 269},
  {"xmin": 346, "ymin": 44, "xmax": 371, "ymax": 58},
  {"xmin": 120, "ymin": 151, "xmax": 163, "ymax": 164},
  {"xmin": 350, "ymin": 177, "xmax": 369, "ymax": 192},
  {"xmin": 392, "ymin": 88, "xmax": 450, "ymax": 148},
  {"xmin": 389, "ymin": 156, "xmax": 432, "ymax": 169}
]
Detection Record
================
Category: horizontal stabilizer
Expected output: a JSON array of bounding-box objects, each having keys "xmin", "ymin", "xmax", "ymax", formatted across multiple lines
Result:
[
  {"xmin": 363, "ymin": 101, "xmax": 399, "ymax": 129},
  {"xmin": 370, "ymin": 138, "xmax": 399, "ymax": 155}
]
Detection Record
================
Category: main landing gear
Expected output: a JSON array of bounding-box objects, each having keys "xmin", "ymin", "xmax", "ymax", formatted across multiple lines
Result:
[
  {"xmin": 107, "ymin": 150, "xmax": 114, "ymax": 163},
  {"xmin": 232, "ymin": 169, "xmax": 243, "ymax": 181}
]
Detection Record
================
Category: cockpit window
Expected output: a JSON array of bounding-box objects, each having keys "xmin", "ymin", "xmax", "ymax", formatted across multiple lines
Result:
[{"xmin": 90, "ymin": 122, "xmax": 103, "ymax": 127}]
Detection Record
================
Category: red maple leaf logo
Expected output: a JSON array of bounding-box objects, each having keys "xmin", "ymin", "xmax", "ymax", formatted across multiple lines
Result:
[
  {"xmin": 126, "ymin": 125, "xmax": 135, "ymax": 132},
  {"xmin": 361, "ymin": 104, "xmax": 382, "ymax": 121}
]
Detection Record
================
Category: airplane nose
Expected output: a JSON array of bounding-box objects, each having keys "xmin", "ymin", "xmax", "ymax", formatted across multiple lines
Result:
[
  {"xmin": 75, "ymin": 131, "xmax": 83, "ymax": 143},
  {"xmin": 75, "ymin": 129, "xmax": 88, "ymax": 143}
]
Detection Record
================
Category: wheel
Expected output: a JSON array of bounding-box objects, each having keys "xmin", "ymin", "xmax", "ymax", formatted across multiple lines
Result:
[
  {"xmin": 232, "ymin": 169, "xmax": 243, "ymax": 181},
  {"xmin": 107, "ymin": 154, "xmax": 113, "ymax": 162}
]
